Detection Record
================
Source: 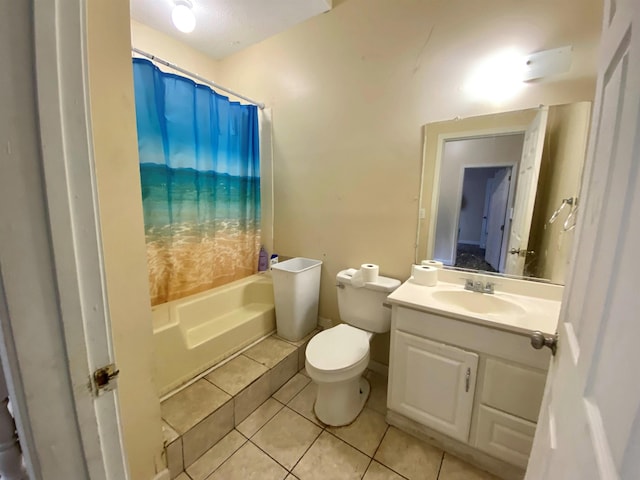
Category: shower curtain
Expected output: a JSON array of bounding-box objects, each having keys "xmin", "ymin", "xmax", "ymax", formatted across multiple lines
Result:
[{"xmin": 132, "ymin": 58, "xmax": 260, "ymax": 306}]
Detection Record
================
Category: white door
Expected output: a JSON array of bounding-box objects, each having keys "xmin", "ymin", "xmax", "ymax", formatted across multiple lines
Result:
[
  {"xmin": 389, "ymin": 331, "xmax": 478, "ymax": 442},
  {"xmin": 485, "ymin": 168, "xmax": 511, "ymax": 270},
  {"xmin": 526, "ymin": 2, "xmax": 640, "ymax": 478},
  {"xmin": 0, "ymin": 2, "xmax": 128, "ymax": 479},
  {"xmin": 504, "ymin": 107, "xmax": 549, "ymax": 276},
  {"xmin": 480, "ymin": 177, "xmax": 493, "ymax": 249}
]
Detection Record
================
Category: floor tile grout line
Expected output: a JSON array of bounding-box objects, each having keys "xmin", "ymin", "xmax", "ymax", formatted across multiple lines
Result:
[
  {"xmin": 369, "ymin": 426, "xmax": 412, "ymax": 480},
  {"xmin": 248, "ymin": 430, "xmax": 320, "ymax": 475},
  {"xmin": 371, "ymin": 424, "xmax": 389, "ymax": 461},
  {"xmin": 286, "ymin": 425, "xmax": 326, "ymax": 476},
  {"xmin": 247, "ymin": 437, "xmax": 291, "ymax": 473},
  {"xmin": 272, "ymin": 375, "xmax": 311, "ymax": 405},
  {"xmin": 360, "ymin": 458, "xmax": 374, "ymax": 480},
  {"xmin": 356, "ymin": 412, "xmax": 390, "ymax": 479},
  {"xmin": 435, "ymin": 451, "xmax": 445, "ymax": 480},
  {"xmin": 180, "ymin": 392, "xmax": 260, "ymax": 476},
  {"xmin": 247, "ymin": 403, "xmax": 324, "ymax": 474},
  {"xmin": 195, "ymin": 394, "xmax": 286, "ymax": 477},
  {"xmin": 237, "ymin": 395, "xmax": 285, "ymax": 436},
  {"xmin": 186, "ymin": 433, "xmax": 248, "ymax": 480},
  {"xmin": 196, "ymin": 435, "xmax": 249, "ymax": 480},
  {"xmin": 323, "ymin": 427, "xmax": 379, "ymax": 460}
]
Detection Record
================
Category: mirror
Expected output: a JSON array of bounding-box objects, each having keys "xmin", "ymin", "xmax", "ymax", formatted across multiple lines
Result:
[{"xmin": 416, "ymin": 102, "xmax": 592, "ymax": 285}]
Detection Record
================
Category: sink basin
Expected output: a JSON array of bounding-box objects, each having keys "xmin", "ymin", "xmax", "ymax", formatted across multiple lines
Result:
[{"xmin": 431, "ymin": 290, "xmax": 527, "ymax": 316}]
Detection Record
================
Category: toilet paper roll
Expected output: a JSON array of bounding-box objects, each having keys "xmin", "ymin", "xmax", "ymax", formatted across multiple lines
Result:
[
  {"xmin": 361, "ymin": 263, "xmax": 379, "ymax": 283},
  {"xmin": 411, "ymin": 264, "xmax": 438, "ymax": 286},
  {"xmin": 421, "ymin": 259, "xmax": 444, "ymax": 269}
]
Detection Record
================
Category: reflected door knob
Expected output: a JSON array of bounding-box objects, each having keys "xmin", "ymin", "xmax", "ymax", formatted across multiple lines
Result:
[
  {"xmin": 509, "ymin": 248, "xmax": 535, "ymax": 257},
  {"xmin": 530, "ymin": 331, "xmax": 558, "ymax": 356}
]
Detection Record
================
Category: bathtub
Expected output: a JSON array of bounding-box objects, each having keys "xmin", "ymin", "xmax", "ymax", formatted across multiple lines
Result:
[{"xmin": 152, "ymin": 273, "xmax": 275, "ymax": 396}]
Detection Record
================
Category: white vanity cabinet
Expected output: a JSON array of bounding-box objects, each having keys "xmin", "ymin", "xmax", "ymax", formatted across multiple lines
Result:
[{"xmin": 388, "ymin": 305, "xmax": 550, "ymax": 472}]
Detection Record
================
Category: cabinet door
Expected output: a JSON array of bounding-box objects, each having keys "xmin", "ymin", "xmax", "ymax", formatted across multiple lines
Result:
[
  {"xmin": 389, "ymin": 331, "xmax": 479, "ymax": 442},
  {"xmin": 474, "ymin": 405, "xmax": 536, "ymax": 468}
]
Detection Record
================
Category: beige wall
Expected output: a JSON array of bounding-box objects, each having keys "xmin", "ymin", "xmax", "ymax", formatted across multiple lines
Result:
[
  {"xmin": 131, "ymin": 0, "xmax": 601, "ymax": 366},
  {"xmin": 87, "ymin": 2, "xmax": 164, "ymax": 479},
  {"xmin": 213, "ymin": 0, "xmax": 601, "ymax": 365},
  {"xmin": 530, "ymin": 102, "xmax": 592, "ymax": 283},
  {"xmin": 131, "ymin": 19, "xmax": 220, "ymax": 81}
]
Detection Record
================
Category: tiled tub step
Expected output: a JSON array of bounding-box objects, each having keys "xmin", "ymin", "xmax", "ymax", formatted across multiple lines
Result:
[{"xmin": 161, "ymin": 330, "xmax": 318, "ymax": 479}]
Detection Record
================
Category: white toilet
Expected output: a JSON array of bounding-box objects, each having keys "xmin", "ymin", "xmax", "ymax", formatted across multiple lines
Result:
[{"xmin": 305, "ymin": 269, "xmax": 400, "ymax": 426}]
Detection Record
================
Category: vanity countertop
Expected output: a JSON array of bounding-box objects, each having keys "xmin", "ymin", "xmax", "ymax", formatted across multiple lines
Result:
[{"xmin": 387, "ymin": 274, "xmax": 562, "ymax": 336}]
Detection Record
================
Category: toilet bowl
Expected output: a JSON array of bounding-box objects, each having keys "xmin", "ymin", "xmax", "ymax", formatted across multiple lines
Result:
[
  {"xmin": 305, "ymin": 324, "xmax": 372, "ymax": 426},
  {"xmin": 305, "ymin": 269, "xmax": 400, "ymax": 426}
]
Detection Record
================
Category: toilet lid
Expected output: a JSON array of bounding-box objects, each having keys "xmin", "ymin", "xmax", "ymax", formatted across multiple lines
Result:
[{"xmin": 306, "ymin": 324, "xmax": 370, "ymax": 371}]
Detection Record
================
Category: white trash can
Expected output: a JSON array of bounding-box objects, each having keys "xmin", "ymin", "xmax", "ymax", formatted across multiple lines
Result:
[{"xmin": 271, "ymin": 257, "xmax": 322, "ymax": 342}]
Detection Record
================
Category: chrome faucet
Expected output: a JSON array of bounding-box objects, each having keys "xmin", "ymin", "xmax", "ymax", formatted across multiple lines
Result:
[{"xmin": 464, "ymin": 278, "xmax": 495, "ymax": 294}]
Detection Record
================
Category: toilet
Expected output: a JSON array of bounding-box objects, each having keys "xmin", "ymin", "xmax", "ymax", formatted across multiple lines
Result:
[{"xmin": 305, "ymin": 268, "xmax": 400, "ymax": 426}]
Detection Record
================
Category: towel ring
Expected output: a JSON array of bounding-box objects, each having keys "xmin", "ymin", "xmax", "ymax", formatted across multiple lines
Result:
[
  {"xmin": 549, "ymin": 197, "xmax": 575, "ymax": 224},
  {"xmin": 563, "ymin": 204, "xmax": 579, "ymax": 231}
]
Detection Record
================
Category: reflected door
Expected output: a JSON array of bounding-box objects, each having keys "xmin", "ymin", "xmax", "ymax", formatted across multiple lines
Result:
[
  {"xmin": 504, "ymin": 107, "xmax": 549, "ymax": 275},
  {"xmin": 484, "ymin": 168, "xmax": 511, "ymax": 271}
]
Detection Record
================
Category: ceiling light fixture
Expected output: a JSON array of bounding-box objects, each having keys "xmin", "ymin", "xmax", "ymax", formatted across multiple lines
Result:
[{"xmin": 172, "ymin": 0, "xmax": 196, "ymax": 33}]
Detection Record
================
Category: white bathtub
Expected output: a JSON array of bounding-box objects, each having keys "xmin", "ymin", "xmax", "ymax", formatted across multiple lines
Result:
[{"xmin": 152, "ymin": 273, "xmax": 275, "ymax": 396}]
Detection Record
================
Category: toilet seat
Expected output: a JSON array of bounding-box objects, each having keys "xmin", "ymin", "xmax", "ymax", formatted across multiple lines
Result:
[{"xmin": 305, "ymin": 324, "xmax": 371, "ymax": 383}]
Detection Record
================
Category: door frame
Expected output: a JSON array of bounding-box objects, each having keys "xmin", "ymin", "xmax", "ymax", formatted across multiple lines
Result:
[
  {"xmin": 427, "ymin": 128, "xmax": 525, "ymax": 264},
  {"xmin": 453, "ymin": 164, "xmax": 516, "ymax": 268},
  {"xmin": 0, "ymin": 1, "xmax": 128, "ymax": 479},
  {"xmin": 482, "ymin": 166, "xmax": 515, "ymax": 272}
]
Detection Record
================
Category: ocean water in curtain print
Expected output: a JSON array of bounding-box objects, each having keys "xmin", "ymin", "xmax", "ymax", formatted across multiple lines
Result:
[{"xmin": 133, "ymin": 58, "xmax": 260, "ymax": 305}]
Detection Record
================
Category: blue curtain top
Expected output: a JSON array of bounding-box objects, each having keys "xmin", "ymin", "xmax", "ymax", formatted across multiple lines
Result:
[{"xmin": 132, "ymin": 57, "xmax": 260, "ymax": 178}]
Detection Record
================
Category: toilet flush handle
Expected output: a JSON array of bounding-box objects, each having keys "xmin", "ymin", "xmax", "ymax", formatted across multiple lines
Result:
[{"xmin": 382, "ymin": 301, "xmax": 392, "ymax": 309}]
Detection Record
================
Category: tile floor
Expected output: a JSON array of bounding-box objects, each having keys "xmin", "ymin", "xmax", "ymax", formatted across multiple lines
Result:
[
  {"xmin": 161, "ymin": 333, "xmax": 314, "ymax": 477},
  {"xmin": 176, "ymin": 368, "xmax": 501, "ymax": 480}
]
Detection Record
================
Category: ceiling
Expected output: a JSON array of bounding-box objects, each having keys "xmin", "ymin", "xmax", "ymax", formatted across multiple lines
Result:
[{"xmin": 130, "ymin": 0, "xmax": 333, "ymax": 60}]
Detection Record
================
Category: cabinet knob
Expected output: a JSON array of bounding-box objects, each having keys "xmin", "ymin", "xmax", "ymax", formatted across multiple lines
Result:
[{"xmin": 530, "ymin": 331, "xmax": 558, "ymax": 356}]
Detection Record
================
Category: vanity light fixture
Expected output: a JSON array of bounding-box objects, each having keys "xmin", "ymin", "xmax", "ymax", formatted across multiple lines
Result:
[
  {"xmin": 522, "ymin": 46, "xmax": 572, "ymax": 82},
  {"xmin": 172, "ymin": 0, "xmax": 196, "ymax": 33},
  {"xmin": 463, "ymin": 48, "xmax": 527, "ymax": 104},
  {"xmin": 463, "ymin": 45, "xmax": 572, "ymax": 104}
]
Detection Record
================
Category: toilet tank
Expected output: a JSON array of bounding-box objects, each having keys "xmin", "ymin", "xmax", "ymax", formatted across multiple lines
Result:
[{"xmin": 336, "ymin": 269, "xmax": 401, "ymax": 333}]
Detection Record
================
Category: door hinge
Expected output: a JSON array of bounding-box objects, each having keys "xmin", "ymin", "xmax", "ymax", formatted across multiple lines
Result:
[{"xmin": 91, "ymin": 363, "xmax": 119, "ymax": 396}]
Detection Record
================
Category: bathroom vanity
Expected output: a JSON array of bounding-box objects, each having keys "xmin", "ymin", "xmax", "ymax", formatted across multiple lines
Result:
[{"xmin": 386, "ymin": 270, "xmax": 562, "ymax": 480}]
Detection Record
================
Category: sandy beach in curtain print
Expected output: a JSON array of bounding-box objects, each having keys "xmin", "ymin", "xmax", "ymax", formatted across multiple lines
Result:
[{"xmin": 140, "ymin": 163, "xmax": 260, "ymax": 306}]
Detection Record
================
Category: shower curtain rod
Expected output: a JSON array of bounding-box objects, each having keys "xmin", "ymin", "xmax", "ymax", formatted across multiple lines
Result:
[{"xmin": 132, "ymin": 47, "xmax": 265, "ymax": 109}]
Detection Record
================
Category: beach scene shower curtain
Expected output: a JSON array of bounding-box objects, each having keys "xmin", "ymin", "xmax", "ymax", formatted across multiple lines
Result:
[{"xmin": 132, "ymin": 58, "xmax": 260, "ymax": 306}]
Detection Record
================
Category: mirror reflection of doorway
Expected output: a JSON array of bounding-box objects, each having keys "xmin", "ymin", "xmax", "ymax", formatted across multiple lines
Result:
[{"xmin": 455, "ymin": 166, "xmax": 513, "ymax": 272}]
